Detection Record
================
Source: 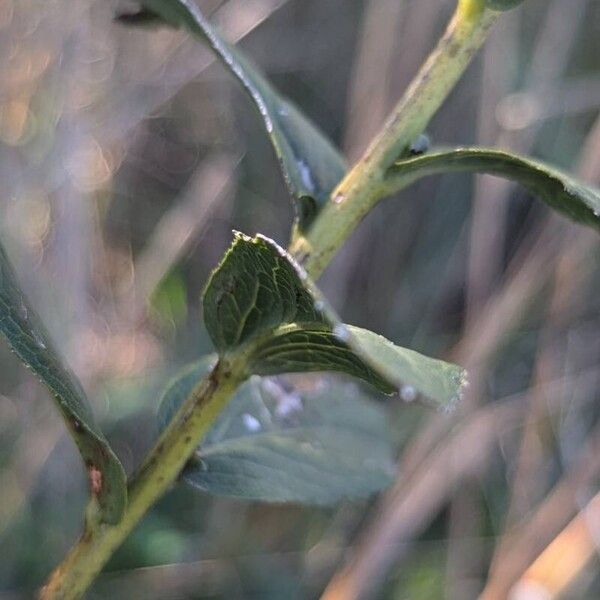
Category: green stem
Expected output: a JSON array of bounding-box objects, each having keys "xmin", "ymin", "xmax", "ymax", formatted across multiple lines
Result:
[
  {"xmin": 41, "ymin": 2, "xmax": 500, "ymax": 598},
  {"xmin": 289, "ymin": 0, "xmax": 498, "ymax": 278},
  {"xmin": 40, "ymin": 359, "xmax": 246, "ymax": 600}
]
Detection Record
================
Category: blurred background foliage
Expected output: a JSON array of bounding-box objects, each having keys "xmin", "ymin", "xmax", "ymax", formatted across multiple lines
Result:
[{"xmin": 0, "ymin": 0, "xmax": 599, "ymax": 598}]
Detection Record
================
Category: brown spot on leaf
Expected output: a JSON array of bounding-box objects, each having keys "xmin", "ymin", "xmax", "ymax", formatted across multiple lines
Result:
[{"xmin": 88, "ymin": 465, "xmax": 103, "ymax": 495}]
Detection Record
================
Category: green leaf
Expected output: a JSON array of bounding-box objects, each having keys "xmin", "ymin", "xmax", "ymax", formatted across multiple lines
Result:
[
  {"xmin": 0, "ymin": 242, "xmax": 126, "ymax": 524},
  {"xmin": 203, "ymin": 233, "xmax": 466, "ymax": 408},
  {"xmin": 159, "ymin": 364, "xmax": 395, "ymax": 504},
  {"xmin": 343, "ymin": 326, "xmax": 466, "ymax": 410},
  {"xmin": 202, "ymin": 232, "xmax": 324, "ymax": 353},
  {"xmin": 252, "ymin": 323, "xmax": 465, "ymax": 409},
  {"xmin": 386, "ymin": 147, "xmax": 600, "ymax": 231},
  {"xmin": 248, "ymin": 324, "xmax": 394, "ymax": 394},
  {"xmin": 120, "ymin": 0, "xmax": 347, "ymax": 230}
]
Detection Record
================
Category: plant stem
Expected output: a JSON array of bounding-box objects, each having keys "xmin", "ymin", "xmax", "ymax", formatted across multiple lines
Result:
[
  {"xmin": 41, "ymin": 2, "xmax": 500, "ymax": 597},
  {"xmin": 40, "ymin": 360, "xmax": 245, "ymax": 600},
  {"xmin": 289, "ymin": 0, "xmax": 498, "ymax": 278}
]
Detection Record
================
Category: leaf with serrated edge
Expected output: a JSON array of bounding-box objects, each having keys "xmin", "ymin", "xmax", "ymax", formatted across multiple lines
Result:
[
  {"xmin": 159, "ymin": 366, "xmax": 395, "ymax": 504},
  {"xmin": 202, "ymin": 232, "xmax": 324, "ymax": 353},
  {"xmin": 203, "ymin": 233, "xmax": 466, "ymax": 408},
  {"xmin": 120, "ymin": 0, "xmax": 346, "ymax": 230},
  {"xmin": 386, "ymin": 147, "xmax": 600, "ymax": 230},
  {"xmin": 0, "ymin": 242, "xmax": 126, "ymax": 524}
]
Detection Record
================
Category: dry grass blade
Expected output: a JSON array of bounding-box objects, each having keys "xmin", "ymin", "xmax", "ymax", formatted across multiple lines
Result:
[
  {"xmin": 122, "ymin": 154, "xmax": 238, "ymax": 322},
  {"xmin": 509, "ymin": 492, "xmax": 600, "ymax": 600},
  {"xmin": 480, "ymin": 112, "xmax": 600, "ymax": 596},
  {"xmin": 320, "ymin": 399, "xmax": 524, "ymax": 600},
  {"xmin": 479, "ymin": 425, "xmax": 600, "ymax": 600}
]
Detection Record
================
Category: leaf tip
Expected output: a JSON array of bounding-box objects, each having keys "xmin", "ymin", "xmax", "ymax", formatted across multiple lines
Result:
[{"xmin": 441, "ymin": 367, "xmax": 469, "ymax": 414}]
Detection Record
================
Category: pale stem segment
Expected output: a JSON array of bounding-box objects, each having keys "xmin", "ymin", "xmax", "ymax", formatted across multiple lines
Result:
[
  {"xmin": 40, "ymin": 360, "xmax": 246, "ymax": 600},
  {"xmin": 289, "ymin": 0, "xmax": 499, "ymax": 278}
]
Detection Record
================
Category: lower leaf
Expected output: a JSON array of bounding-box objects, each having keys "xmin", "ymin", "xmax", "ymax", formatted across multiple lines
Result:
[{"xmin": 159, "ymin": 363, "xmax": 396, "ymax": 504}]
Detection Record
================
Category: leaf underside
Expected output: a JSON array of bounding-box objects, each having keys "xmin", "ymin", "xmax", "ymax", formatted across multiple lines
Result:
[
  {"xmin": 203, "ymin": 233, "xmax": 466, "ymax": 408},
  {"xmin": 121, "ymin": 0, "xmax": 347, "ymax": 230},
  {"xmin": 387, "ymin": 147, "xmax": 600, "ymax": 230},
  {"xmin": 158, "ymin": 360, "xmax": 395, "ymax": 504},
  {"xmin": 0, "ymin": 242, "xmax": 126, "ymax": 524}
]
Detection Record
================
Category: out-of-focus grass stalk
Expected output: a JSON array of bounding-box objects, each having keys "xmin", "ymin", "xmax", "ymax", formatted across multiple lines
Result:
[{"xmin": 511, "ymin": 492, "xmax": 600, "ymax": 598}]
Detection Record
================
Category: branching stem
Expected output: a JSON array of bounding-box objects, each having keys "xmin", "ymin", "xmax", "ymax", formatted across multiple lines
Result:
[
  {"xmin": 41, "ymin": 1, "xmax": 499, "ymax": 597},
  {"xmin": 289, "ymin": 0, "xmax": 498, "ymax": 278}
]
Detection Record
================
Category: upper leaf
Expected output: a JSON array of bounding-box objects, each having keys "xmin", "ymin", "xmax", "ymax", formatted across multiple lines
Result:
[
  {"xmin": 203, "ymin": 233, "xmax": 324, "ymax": 353},
  {"xmin": 203, "ymin": 233, "xmax": 466, "ymax": 408},
  {"xmin": 0, "ymin": 242, "xmax": 126, "ymax": 524},
  {"xmin": 386, "ymin": 147, "xmax": 600, "ymax": 231},
  {"xmin": 158, "ymin": 362, "xmax": 395, "ymax": 504},
  {"xmin": 121, "ymin": 0, "xmax": 347, "ymax": 230}
]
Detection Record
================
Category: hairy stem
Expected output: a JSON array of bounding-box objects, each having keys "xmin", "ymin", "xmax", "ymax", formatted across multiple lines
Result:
[
  {"xmin": 289, "ymin": 0, "xmax": 498, "ymax": 278},
  {"xmin": 40, "ymin": 359, "xmax": 246, "ymax": 600},
  {"xmin": 42, "ymin": 1, "xmax": 499, "ymax": 598}
]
